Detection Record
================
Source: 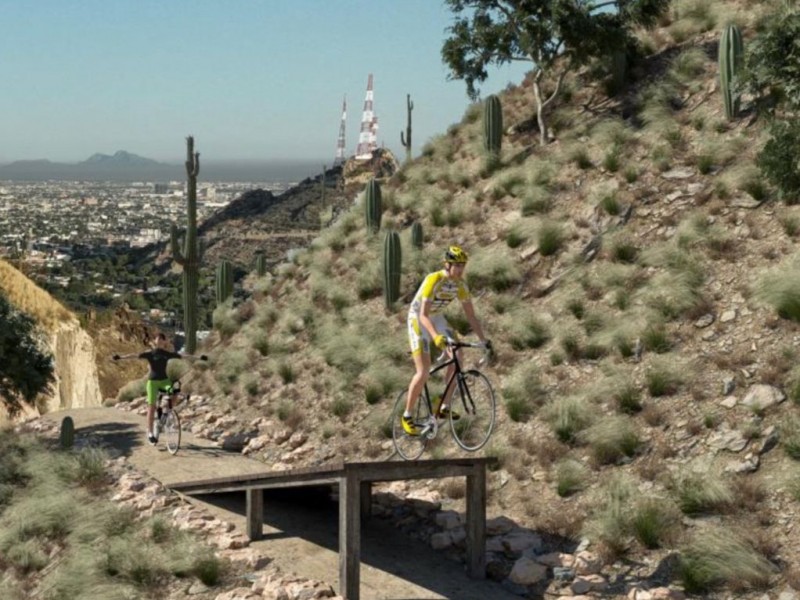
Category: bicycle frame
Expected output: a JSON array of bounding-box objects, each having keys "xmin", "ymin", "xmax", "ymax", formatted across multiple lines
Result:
[{"xmin": 422, "ymin": 342, "xmax": 478, "ymax": 417}]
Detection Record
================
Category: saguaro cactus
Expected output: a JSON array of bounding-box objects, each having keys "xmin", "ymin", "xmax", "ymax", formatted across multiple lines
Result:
[
  {"xmin": 383, "ymin": 230, "xmax": 402, "ymax": 309},
  {"xmin": 400, "ymin": 94, "xmax": 414, "ymax": 163},
  {"xmin": 719, "ymin": 23, "xmax": 744, "ymax": 120},
  {"xmin": 254, "ymin": 252, "xmax": 267, "ymax": 277},
  {"xmin": 60, "ymin": 415, "xmax": 75, "ymax": 449},
  {"xmin": 170, "ymin": 136, "xmax": 201, "ymax": 353},
  {"xmin": 365, "ymin": 178, "xmax": 382, "ymax": 233},
  {"xmin": 411, "ymin": 221, "xmax": 423, "ymax": 249},
  {"xmin": 483, "ymin": 94, "xmax": 503, "ymax": 157},
  {"xmin": 216, "ymin": 260, "xmax": 233, "ymax": 305}
]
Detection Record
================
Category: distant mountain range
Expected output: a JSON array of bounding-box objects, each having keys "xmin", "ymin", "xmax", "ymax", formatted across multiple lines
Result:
[{"xmin": 0, "ymin": 151, "xmax": 321, "ymax": 183}]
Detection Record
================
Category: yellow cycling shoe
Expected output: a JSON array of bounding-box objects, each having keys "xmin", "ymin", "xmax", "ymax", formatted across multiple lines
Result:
[{"xmin": 401, "ymin": 415, "xmax": 420, "ymax": 436}]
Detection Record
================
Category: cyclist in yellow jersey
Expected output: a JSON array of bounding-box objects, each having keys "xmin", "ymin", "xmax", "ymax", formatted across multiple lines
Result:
[{"xmin": 402, "ymin": 245, "xmax": 491, "ymax": 436}]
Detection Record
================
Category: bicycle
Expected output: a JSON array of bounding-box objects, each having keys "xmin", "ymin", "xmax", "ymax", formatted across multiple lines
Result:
[
  {"xmin": 154, "ymin": 381, "xmax": 188, "ymax": 455},
  {"xmin": 391, "ymin": 340, "xmax": 496, "ymax": 460}
]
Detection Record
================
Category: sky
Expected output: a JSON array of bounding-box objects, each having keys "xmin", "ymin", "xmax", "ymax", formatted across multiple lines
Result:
[{"xmin": 0, "ymin": 0, "xmax": 530, "ymax": 165}]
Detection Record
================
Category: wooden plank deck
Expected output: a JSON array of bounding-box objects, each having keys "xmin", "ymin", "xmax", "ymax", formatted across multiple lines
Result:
[{"xmin": 168, "ymin": 457, "xmax": 496, "ymax": 600}]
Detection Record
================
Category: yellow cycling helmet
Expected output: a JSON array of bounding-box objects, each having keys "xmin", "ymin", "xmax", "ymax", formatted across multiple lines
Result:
[{"xmin": 444, "ymin": 245, "xmax": 469, "ymax": 264}]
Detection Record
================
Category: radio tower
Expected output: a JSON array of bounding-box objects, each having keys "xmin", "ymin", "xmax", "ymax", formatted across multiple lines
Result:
[
  {"xmin": 355, "ymin": 74, "xmax": 379, "ymax": 160},
  {"xmin": 334, "ymin": 96, "xmax": 347, "ymax": 166}
]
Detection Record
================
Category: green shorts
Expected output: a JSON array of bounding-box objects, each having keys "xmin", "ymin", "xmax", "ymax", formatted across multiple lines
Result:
[{"xmin": 146, "ymin": 379, "xmax": 172, "ymax": 406}]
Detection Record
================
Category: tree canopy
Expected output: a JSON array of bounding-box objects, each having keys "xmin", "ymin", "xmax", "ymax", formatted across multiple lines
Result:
[
  {"xmin": 441, "ymin": 0, "xmax": 671, "ymax": 143},
  {"xmin": 0, "ymin": 293, "xmax": 54, "ymax": 414},
  {"xmin": 743, "ymin": 6, "xmax": 800, "ymax": 203}
]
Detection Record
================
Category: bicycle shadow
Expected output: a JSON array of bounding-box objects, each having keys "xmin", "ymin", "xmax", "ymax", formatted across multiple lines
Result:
[
  {"xmin": 70, "ymin": 420, "xmax": 143, "ymax": 456},
  {"xmin": 194, "ymin": 487, "xmax": 523, "ymax": 600}
]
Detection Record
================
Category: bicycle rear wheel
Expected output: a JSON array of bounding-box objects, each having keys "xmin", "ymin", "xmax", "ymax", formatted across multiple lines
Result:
[
  {"xmin": 450, "ymin": 370, "xmax": 496, "ymax": 452},
  {"xmin": 391, "ymin": 389, "xmax": 430, "ymax": 460},
  {"xmin": 163, "ymin": 410, "xmax": 181, "ymax": 455}
]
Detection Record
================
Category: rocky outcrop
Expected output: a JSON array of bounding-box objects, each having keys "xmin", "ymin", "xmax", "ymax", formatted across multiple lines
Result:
[
  {"xmin": 45, "ymin": 318, "xmax": 103, "ymax": 413},
  {"xmin": 1, "ymin": 317, "xmax": 102, "ymax": 424}
]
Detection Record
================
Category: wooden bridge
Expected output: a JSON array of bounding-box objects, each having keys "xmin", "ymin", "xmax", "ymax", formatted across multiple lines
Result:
[{"xmin": 168, "ymin": 457, "xmax": 496, "ymax": 600}]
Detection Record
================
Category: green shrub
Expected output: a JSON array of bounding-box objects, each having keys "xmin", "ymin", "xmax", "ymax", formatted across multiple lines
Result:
[
  {"xmin": 545, "ymin": 396, "xmax": 592, "ymax": 444},
  {"xmin": 676, "ymin": 472, "xmax": 732, "ymax": 516},
  {"xmin": 538, "ymin": 222, "xmax": 564, "ymax": 256},
  {"xmin": 781, "ymin": 415, "xmax": 800, "ymax": 459},
  {"xmin": 679, "ymin": 526, "xmax": 774, "ymax": 594},
  {"xmin": 755, "ymin": 260, "xmax": 800, "ymax": 322},
  {"xmin": 600, "ymin": 193, "xmax": 621, "ymax": 215},
  {"xmin": 278, "ymin": 362, "xmax": 294, "ymax": 384},
  {"xmin": 566, "ymin": 298, "xmax": 585, "ymax": 319},
  {"xmin": 758, "ymin": 120, "xmax": 800, "ymax": 204},
  {"xmin": 624, "ymin": 166, "xmax": 639, "ymax": 183},
  {"xmin": 614, "ymin": 383, "xmax": 642, "ymax": 414},
  {"xmin": 632, "ymin": 497, "xmax": 680, "ymax": 549},
  {"xmin": 641, "ymin": 324, "xmax": 671, "ymax": 353},
  {"xmin": 646, "ymin": 360, "xmax": 683, "ymax": 396},
  {"xmin": 192, "ymin": 549, "xmax": 225, "ymax": 586},
  {"xmin": 555, "ymin": 459, "xmax": 588, "ymax": 497},
  {"xmin": 502, "ymin": 364, "xmax": 546, "ymax": 421},
  {"xmin": 212, "ymin": 300, "xmax": 241, "ymax": 338},
  {"xmin": 117, "ymin": 379, "xmax": 146, "ymax": 403},
  {"xmin": 508, "ymin": 315, "xmax": 550, "ymax": 350},
  {"xmin": 585, "ymin": 475, "xmax": 633, "ymax": 559},
  {"xmin": 583, "ymin": 416, "xmax": 641, "ymax": 465},
  {"xmin": 465, "ymin": 251, "xmax": 522, "ymax": 292}
]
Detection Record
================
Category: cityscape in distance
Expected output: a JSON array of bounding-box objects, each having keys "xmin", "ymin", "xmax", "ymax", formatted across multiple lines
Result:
[{"xmin": 0, "ymin": 150, "xmax": 323, "ymax": 331}]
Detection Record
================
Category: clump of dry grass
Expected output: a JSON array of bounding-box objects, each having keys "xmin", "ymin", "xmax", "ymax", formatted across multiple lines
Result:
[
  {"xmin": 678, "ymin": 525, "xmax": 776, "ymax": 594},
  {"xmin": 0, "ymin": 258, "xmax": 73, "ymax": 330}
]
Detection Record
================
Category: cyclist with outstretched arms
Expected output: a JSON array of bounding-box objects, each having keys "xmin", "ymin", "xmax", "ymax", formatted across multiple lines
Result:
[
  {"xmin": 402, "ymin": 245, "xmax": 491, "ymax": 435},
  {"xmin": 113, "ymin": 332, "xmax": 206, "ymax": 445}
]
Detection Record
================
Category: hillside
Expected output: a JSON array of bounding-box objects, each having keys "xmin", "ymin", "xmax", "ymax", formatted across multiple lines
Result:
[{"xmin": 152, "ymin": 1, "xmax": 800, "ymax": 597}]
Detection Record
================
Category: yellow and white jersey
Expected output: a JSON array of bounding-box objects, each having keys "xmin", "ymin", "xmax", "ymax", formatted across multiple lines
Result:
[{"xmin": 408, "ymin": 269, "xmax": 471, "ymax": 316}]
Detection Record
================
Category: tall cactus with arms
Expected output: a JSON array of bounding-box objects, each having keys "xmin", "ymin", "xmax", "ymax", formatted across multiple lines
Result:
[
  {"xmin": 216, "ymin": 260, "xmax": 233, "ymax": 305},
  {"xmin": 170, "ymin": 136, "xmax": 201, "ymax": 353},
  {"xmin": 719, "ymin": 23, "xmax": 744, "ymax": 120},
  {"xmin": 365, "ymin": 178, "xmax": 382, "ymax": 233},
  {"xmin": 400, "ymin": 94, "xmax": 413, "ymax": 163},
  {"xmin": 383, "ymin": 230, "xmax": 402, "ymax": 309}
]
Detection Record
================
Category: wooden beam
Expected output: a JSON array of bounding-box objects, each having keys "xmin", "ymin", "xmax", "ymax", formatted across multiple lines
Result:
[
  {"xmin": 339, "ymin": 471, "xmax": 361, "ymax": 600},
  {"xmin": 465, "ymin": 464, "xmax": 487, "ymax": 579},
  {"xmin": 360, "ymin": 481, "xmax": 371, "ymax": 523},
  {"xmin": 246, "ymin": 488, "xmax": 264, "ymax": 541}
]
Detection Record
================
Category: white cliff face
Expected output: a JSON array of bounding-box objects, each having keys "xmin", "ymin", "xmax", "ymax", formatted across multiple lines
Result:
[
  {"xmin": 44, "ymin": 319, "xmax": 103, "ymax": 413},
  {"xmin": 1, "ymin": 319, "xmax": 102, "ymax": 424}
]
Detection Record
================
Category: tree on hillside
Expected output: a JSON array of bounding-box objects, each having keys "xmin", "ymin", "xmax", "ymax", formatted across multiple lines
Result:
[
  {"xmin": 0, "ymin": 293, "xmax": 54, "ymax": 415},
  {"xmin": 743, "ymin": 6, "xmax": 800, "ymax": 203},
  {"xmin": 441, "ymin": 0, "xmax": 671, "ymax": 144}
]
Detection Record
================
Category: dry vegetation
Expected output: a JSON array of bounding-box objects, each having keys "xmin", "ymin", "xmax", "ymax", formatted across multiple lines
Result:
[
  {"xmin": 0, "ymin": 258, "xmax": 73, "ymax": 330},
  {"xmin": 182, "ymin": 1, "xmax": 800, "ymax": 594}
]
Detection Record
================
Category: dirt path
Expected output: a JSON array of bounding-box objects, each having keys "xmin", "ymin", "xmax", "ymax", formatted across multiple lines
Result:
[{"xmin": 44, "ymin": 407, "xmax": 521, "ymax": 600}]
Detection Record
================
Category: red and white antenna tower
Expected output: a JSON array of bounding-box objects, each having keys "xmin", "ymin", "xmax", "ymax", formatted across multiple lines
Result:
[
  {"xmin": 355, "ymin": 73, "xmax": 379, "ymax": 160},
  {"xmin": 334, "ymin": 95, "xmax": 347, "ymax": 167}
]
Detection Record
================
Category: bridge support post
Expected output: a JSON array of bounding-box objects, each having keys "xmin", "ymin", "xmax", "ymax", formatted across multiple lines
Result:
[
  {"xmin": 339, "ymin": 468, "xmax": 361, "ymax": 600},
  {"xmin": 465, "ymin": 464, "xmax": 487, "ymax": 579},
  {"xmin": 360, "ymin": 481, "xmax": 371, "ymax": 522},
  {"xmin": 246, "ymin": 488, "xmax": 264, "ymax": 541}
]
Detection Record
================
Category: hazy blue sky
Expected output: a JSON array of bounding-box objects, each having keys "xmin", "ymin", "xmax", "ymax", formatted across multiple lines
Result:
[{"xmin": 0, "ymin": 0, "xmax": 530, "ymax": 165}]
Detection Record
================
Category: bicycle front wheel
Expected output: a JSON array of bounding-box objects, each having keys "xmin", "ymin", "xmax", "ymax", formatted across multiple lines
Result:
[
  {"xmin": 451, "ymin": 370, "xmax": 496, "ymax": 452},
  {"xmin": 163, "ymin": 410, "xmax": 181, "ymax": 455},
  {"xmin": 391, "ymin": 389, "xmax": 430, "ymax": 461}
]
